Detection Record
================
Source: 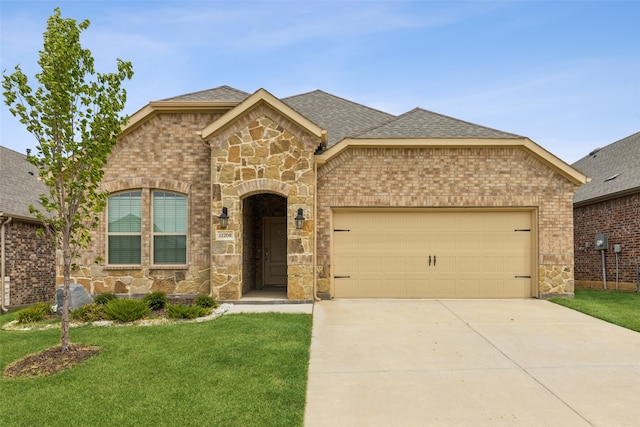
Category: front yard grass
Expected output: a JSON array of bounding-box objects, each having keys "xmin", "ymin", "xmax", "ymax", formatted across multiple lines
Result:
[
  {"xmin": 0, "ymin": 311, "xmax": 312, "ymax": 427},
  {"xmin": 550, "ymin": 289, "xmax": 640, "ymax": 332}
]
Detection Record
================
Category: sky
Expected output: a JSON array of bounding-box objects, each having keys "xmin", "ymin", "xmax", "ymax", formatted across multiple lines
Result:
[{"xmin": 1, "ymin": 1, "xmax": 639, "ymax": 165}]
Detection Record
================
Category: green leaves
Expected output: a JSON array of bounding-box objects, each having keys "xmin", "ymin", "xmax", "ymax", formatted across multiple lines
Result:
[{"xmin": 2, "ymin": 7, "xmax": 133, "ymax": 351}]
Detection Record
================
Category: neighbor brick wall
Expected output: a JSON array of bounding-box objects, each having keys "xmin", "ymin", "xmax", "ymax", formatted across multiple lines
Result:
[
  {"xmin": 4, "ymin": 219, "xmax": 55, "ymax": 306},
  {"xmin": 574, "ymin": 192, "xmax": 640, "ymax": 289},
  {"xmin": 317, "ymin": 146, "xmax": 580, "ymax": 297},
  {"xmin": 67, "ymin": 112, "xmax": 219, "ymax": 296}
]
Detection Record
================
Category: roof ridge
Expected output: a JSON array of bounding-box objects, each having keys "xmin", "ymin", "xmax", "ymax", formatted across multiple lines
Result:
[
  {"xmin": 573, "ymin": 130, "xmax": 640, "ymax": 164},
  {"xmin": 158, "ymin": 85, "xmax": 250, "ymax": 102},
  {"xmin": 410, "ymin": 107, "xmax": 523, "ymax": 138},
  {"xmin": 283, "ymin": 89, "xmax": 396, "ymax": 118},
  {"xmin": 0, "ymin": 145, "xmax": 27, "ymax": 156},
  {"xmin": 354, "ymin": 106, "xmax": 522, "ymax": 139},
  {"xmin": 351, "ymin": 108, "xmax": 416, "ymax": 137}
]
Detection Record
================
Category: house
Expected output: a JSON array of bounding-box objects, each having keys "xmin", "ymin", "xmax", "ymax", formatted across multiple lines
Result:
[
  {"xmin": 572, "ymin": 131, "xmax": 640, "ymax": 291},
  {"xmin": 68, "ymin": 86, "xmax": 587, "ymax": 300},
  {"xmin": 0, "ymin": 146, "xmax": 56, "ymax": 308}
]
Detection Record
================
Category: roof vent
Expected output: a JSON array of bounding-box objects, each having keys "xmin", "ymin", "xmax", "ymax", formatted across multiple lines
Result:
[
  {"xmin": 604, "ymin": 173, "xmax": 621, "ymax": 182},
  {"xmin": 589, "ymin": 147, "xmax": 601, "ymax": 157}
]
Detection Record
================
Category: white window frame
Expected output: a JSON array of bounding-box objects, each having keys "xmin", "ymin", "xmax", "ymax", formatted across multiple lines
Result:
[
  {"xmin": 151, "ymin": 190, "xmax": 188, "ymax": 266},
  {"xmin": 107, "ymin": 191, "xmax": 142, "ymax": 265}
]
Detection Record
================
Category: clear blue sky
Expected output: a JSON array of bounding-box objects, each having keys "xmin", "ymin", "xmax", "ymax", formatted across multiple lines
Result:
[{"xmin": 1, "ymin": 0, "xmax": 639, "ymax": 164}]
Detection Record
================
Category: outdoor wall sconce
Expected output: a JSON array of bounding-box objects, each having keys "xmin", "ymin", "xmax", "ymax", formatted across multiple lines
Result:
[
  {"xmin": 219, "ymin": 207, "xmax": 229, "ymax": 229},
  {"xmin": 295, "ymin": 208, "xmax": 305, "ymax": 230}
]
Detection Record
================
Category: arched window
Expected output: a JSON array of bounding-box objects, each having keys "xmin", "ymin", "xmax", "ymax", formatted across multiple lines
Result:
[{"xmin": 108, "ymin": 191, "xmax": 142, "ymax": 264}]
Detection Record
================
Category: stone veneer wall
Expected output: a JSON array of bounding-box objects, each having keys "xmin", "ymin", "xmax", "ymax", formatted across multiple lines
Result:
[
  {"xmin": 574, "ymin": 192, "xmax": 640, "ymax": 291},
  {"xmin": 317, "ymin": 146, "xmax": 579, "ymax": 298},
  {"xmin": 3, "ymin": 219, "xmax": 55, "ymax": 306},
  {"xmin": 64, "ymin": 112, "xmax": 218, "ymax": 296},
  {"xmin": 207, "ymin": 104, "xmax": 319, "ymax": 300}
]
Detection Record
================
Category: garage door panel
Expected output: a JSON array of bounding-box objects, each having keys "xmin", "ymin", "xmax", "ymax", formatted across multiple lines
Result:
[
  {"xmin": 456, "ymin": 234, "xmax": 480, "ymax": 251},
  {"xmin": 333, "ymin": 210, "xmax": 533, "ymax": 298}
]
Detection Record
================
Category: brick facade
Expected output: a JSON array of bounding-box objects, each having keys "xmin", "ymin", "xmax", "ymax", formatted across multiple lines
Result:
[
  {"xmin": 67, "ymin": 112, "xmax": 217, "ymax": 295},
  {"xmin": 64, "ymin": 88, "xmax": 582, "ymax": 301},
  {"xmin": 574, "ymin": 192, "xmax": 640, "ymax": 290},
  {"xmin": 317, "ymin": 146, "xmax": 579, "ymax": 298},
  {"xmin": 4, "ymin": 219, "xmax": 55, "ymax": 306}
]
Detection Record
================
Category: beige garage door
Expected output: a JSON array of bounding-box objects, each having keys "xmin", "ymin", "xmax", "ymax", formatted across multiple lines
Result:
[{"xmin": 333, "ymin": 210, "xmax": 533, "ymax": 298}]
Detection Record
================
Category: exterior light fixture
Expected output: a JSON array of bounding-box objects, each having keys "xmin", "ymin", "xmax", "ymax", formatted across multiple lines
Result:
[
  {"xmin": 219, "ymin": 207, "xmax": 229, "ymax": 229},
  {"xmin": 295, "ymin": 208, "xmax": 305, "ymax": 230}
]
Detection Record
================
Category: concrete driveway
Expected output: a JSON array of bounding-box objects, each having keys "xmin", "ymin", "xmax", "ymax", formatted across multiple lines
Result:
[{"xmin": 304, "ymin": 299, "xmax": 640, "ymax": 427}]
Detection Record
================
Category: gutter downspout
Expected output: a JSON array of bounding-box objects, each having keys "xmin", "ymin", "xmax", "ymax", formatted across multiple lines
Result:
[
  {"xmin": 313, "ymin": 160, "xmax": 320, "ymax": 302},
  {"xmin": 1, "ymin": 213, "xmax": 12, "ymax": 313}
]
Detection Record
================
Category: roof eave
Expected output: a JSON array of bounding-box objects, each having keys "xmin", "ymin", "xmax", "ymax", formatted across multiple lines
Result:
[{"xmin": 573, "ymin": 186, "xmax": 640, "ymax": 208}]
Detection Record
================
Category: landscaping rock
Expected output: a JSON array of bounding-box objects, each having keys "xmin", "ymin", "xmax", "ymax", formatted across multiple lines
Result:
[{"xmin": 56, "ymin": 284, "xmax": 94, "ymax": 315}]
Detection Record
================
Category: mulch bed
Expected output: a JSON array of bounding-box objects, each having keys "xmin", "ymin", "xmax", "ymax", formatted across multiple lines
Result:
[{"xmin": 3, "ymin": 343, "xmax": 102, "ymax": 379}]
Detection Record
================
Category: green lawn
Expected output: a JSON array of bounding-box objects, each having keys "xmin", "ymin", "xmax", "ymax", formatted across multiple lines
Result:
[
  {"xmin": 0, "ymin": 311, "xmax": 312, "ymax": 427},
  {"xmin": 550, "ymin": 289, "xmax": 640, "ymax": 332}
]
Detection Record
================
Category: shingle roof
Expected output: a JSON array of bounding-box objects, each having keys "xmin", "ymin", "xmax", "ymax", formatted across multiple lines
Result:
[
  {"xmin": 282, "ymin": 90, "xmax": 395, "ymax": 146},
  {"xmin": 160, "ymin": 85, "xmax": 250, "ymax": 102},
  {"xmin": 160, "ymin": 86, "xmax": 522, "ymax": 146},
  {"xmin": 355, "ymin": 107, "xmax": 522, "ymax": 139},
  {"xmin": 572, "ymin": 131, "xmax": 640, "ymax": 205},
  {"xmin": 0, "ymin": 146, "xmax": 47, "ymax": 220}
]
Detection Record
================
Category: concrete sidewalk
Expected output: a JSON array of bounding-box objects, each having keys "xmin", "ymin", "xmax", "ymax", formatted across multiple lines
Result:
[{"xmin": 304, "ymin": 299, "xmax": 640, "ymax": 427}]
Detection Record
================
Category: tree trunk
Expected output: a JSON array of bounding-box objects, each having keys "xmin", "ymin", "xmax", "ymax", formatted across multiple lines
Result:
[{"xmin": 61, "ymin": 247, "xmax": 71, "ymax": 352}]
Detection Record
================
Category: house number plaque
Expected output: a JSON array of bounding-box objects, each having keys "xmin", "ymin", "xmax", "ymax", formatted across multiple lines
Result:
[{"xmin": 216, "ymin": 230, "xmax": 234, "ymax": 241}]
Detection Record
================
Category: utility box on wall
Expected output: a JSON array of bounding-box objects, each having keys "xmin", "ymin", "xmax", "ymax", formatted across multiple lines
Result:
[{"xmin": 595, "ymin": 234, "xmax": 608, "ymax": 251}]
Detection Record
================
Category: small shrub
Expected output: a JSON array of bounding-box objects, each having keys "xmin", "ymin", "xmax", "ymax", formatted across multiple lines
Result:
[
  {"xmin": 143, "ymin": 291, "xmax": 168, "ymax": 310},
  {"xmin": 194, "ymin": 294, "xmax": 218, "ymax": 309},
  {"xmin": 70, "ymin": 303, "xmax": 105, "ymax": 322},
  {"xmin": 16, "ymin": 302, "xmax": 54, "ymax": 324},
  {"xmin": 166, "ymin": 303, "xmax": 211, "ymax": 320},
  {"xmin": 103, "ymin": 298, "xmax": 150, "ymax": 322},
  {"xmin": 94, "ymin": 293, "xmax": 117, "ymax": 305}
]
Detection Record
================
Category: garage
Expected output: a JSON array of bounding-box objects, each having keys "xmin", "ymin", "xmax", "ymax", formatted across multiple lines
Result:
[{"xmin": 333, "ymin": 209, "xmax": 534, "ymax": 298}]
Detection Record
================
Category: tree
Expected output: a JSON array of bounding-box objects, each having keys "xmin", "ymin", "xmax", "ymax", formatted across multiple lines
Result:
[{"xmin": 2, "ymin": 8, "xmax": 133, "ymax": 351}]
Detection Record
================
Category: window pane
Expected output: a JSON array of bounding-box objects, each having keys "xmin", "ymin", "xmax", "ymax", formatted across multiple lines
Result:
[
  {"xmin": 154, "ymin": 192, "xmax": 186, "ymax": 233},
  {"xmin": 109, "ymin": 235, "xmax": 141, "ymax": 264},
  {"xmin": 154, "ymin": 235, "xmax": 186, "ymax": 264},
  {"xmin": 108, "ymin": 192, "xmax": 141, "ymax": 232}
]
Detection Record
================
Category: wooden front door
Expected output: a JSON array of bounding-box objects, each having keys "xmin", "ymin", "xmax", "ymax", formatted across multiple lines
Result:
[{"xmin": 263, "ymin": 217, "xmax": 288, "ymax": 286}]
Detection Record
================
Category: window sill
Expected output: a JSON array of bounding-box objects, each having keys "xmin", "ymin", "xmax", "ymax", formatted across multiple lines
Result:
[
  {"xmin": 104, "ymin": 265, "xmax": 189, "ymax": 270},
  {"xmin": 105, "ymin": 265, "xmax": 142, "ymax": 270},
  {"xmin": 150, "ymin": 265, "xmax": 189, "ymax": 270}
]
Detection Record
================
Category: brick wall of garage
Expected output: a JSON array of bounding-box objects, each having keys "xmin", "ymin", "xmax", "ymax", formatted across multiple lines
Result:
[
  {"xmin": 574, "ymin": 192, "xmax": 640, "ymax": 290},
  {"xmin": 316, "ymin": 146, "xmax": 579, "ymax": 298},
  {"xmin": 67, "ymin": 112, "xmax": 219, "ymax": 295}
]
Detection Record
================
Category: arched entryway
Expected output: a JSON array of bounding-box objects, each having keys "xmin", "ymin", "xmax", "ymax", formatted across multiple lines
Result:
[{"xmin": 242, "ymin": 194, "xmax": 288, "ymax": 298}]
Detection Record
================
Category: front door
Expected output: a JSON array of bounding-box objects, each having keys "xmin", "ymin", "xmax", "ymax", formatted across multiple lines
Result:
[{"xmin": 263, "ymin": 217, "xmax": 287, "ymax": 286}]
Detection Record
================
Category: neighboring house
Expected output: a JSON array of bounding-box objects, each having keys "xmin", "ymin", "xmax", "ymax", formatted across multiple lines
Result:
[
  {"xmin": 572, "ymin": 131, "xmax": 640, "ymax": 291},
  {"xmin": 0, "ymin": 146, "xmax": 56, "ymax": 307},
  {"xmin": 69, "ymin": 86, "xmax": 587, "ymax": 301}
]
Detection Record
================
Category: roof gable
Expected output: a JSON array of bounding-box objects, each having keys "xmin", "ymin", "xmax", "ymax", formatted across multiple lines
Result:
[
  {"xmin": 0, "ymin": 146, "xmax": 46, "ymax": 220},
  {"xmin": 282, "ymin": 90, "xmax": 395, "ymax": 147},
  {"xmin": 201, "ymin": 88, "xmax": 325, "ymax": 143},
  {"xmin": 572, "ymin": 131, "xmax": 640, "ymax": 205},
  {"xmin": 121, "ymin": 86, "xmax": 250, "ymax": 137},
  {"xmin": 356, "ymin": 108, "xmax": 522, "ymax": 139}
]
